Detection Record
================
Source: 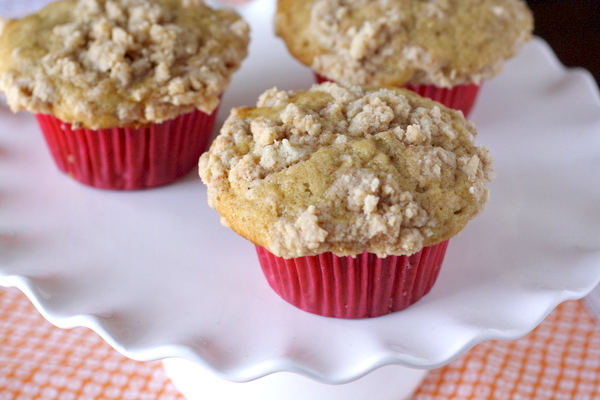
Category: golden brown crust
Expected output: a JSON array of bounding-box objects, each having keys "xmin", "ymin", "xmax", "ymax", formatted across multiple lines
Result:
[
  {"xmin": 275, "ymin": 0, "xmax": 533, "ymax": 87},
  {"xmin": 0, "ymin": 0, "xmax": 250, "ymax": 129},
  {"xmin": 199, "ymin": 83, "xmax": 495, "ymax": 258}
]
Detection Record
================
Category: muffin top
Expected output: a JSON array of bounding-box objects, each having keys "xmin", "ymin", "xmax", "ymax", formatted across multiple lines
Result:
[
  {"xmin": 0, "ymin": 0, "xmax": 250, "ymax": 129},
  {"xmin": 275, "ymin": 0, "xmax": 533, "ymax": 87},
  {"xmin": 199, "ymin": 83, "xmax": 495, "ymax": 258}
]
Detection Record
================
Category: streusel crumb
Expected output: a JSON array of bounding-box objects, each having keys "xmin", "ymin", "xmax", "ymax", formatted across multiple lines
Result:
[
  {"xmin": 275, "ymin": 0, "xmax": 533, "ymax": 87},
  {"xmin": 0, "ymin": 0, "xmax": 249, "ymax": 128},
  {"xmin": 199, "ymin": 83, "xmax": 494, "ymax": 258}
]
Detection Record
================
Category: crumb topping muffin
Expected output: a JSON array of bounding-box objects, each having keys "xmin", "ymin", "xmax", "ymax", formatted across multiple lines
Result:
[
  {"xmin": 199, "ymin": 83, "xmax": 495, "ymax": 258},
  {"xmin": 0, "ymin": 0, "xmax": 250, "ymax": 129},
  {"xmin": 275, "ymin": 0, "xmax": 533, "ymax": 87},
  {"xmin": 0, "ymin": 18, "xmax": 7, "ymax": 36}
]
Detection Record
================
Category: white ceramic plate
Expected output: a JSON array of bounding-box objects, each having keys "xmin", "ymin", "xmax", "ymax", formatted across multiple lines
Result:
[{"xmin": 2, "ymin": 0, "xmax": 600, "ymax": 385}]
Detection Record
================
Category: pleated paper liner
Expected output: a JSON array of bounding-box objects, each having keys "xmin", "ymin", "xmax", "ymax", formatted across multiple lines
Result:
[
  {"xmin": 35, "ymin": 107, "xmax": 218, "ymax": 190},
  {"xmin": 256, "ymin": 240, "xmax": 449, "ymax": 319},
  {"xmin": 314, "ymin": 73, "xmax": 480, "ymax": 117}
]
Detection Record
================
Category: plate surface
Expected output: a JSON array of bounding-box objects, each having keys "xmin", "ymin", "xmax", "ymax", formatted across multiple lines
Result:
[{"xmin": 1, "ymin": 0, "xmax": 600, "ymax": 384}]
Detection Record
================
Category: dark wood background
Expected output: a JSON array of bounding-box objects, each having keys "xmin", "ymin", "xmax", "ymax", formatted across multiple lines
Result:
[{"xmin": 526, "ymin": 0, "xmax": 600, "ymax": 86}]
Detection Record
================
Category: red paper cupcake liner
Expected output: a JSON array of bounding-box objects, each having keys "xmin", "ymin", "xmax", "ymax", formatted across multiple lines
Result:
[
  {"xmin": 35, "ymin": 107, "xmax": 218, "ymax": 190},
  {"xmin": 256, "ymin": 240, "xmax": 449, "ymax": 319},
  {"xmin": 314, "ymin": 73, "xmax": 480, "ymax": 117},
  {"xmin": 402, "ymin": 83, "xmax": 480, "ymax": 117}
]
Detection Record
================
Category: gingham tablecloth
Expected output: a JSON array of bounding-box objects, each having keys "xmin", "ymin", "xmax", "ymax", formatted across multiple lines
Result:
[
  {"xmin": 2, "ymin": 286, "xmax": 600, "ymax": 400},
  {"xmin": 0, "ymin": 287, "xmax": 184, "ymax": 400}
]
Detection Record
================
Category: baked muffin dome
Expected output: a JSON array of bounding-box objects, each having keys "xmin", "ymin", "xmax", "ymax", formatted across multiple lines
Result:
[
  {"xmin": 0, "ymin": 0, "xmax": 250, "ymax": 129},
  {"xmin": 199, "ymin": 83, "xmax": 495, "ymax": 258},
  {"xmin": 275, "ymin": 0, "xmax": 533, "ymax": 87}
]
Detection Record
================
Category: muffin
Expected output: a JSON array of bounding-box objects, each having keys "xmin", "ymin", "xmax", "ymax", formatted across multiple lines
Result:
[
  {"xmin": 0, "ymin": 0, "xmax": 250, "ymax": 190},
  {"xmin": 275, "ymin": 0, "xmax": 533, "ymax": 116},
  {"xmin": 199, "ymin": 83, "xmax": 495, "ymax": 318}
]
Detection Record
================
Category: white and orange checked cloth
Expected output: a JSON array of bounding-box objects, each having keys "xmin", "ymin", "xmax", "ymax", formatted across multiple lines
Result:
[{"xmin": 1, "ymin": 286, "xmax": 600, "ymax": 400}]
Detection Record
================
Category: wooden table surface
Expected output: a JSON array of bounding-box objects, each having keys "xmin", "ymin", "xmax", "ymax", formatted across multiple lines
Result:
[{"xmin": 526, "ymin": 0, "xmax": 600, "ymax": 86}]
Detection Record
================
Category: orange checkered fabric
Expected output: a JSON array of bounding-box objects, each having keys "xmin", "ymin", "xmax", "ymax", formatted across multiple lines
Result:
[
  {"xmin": 0, "ymin": 287, "xmax": 185, "ymax": 400},
  {"xmin": 413, "ymin": 299, "xmax": 600, "ymax": 400},
  {"xmin": 1, "ymin": 286, "xmax": 599, "ymax": 399}
]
